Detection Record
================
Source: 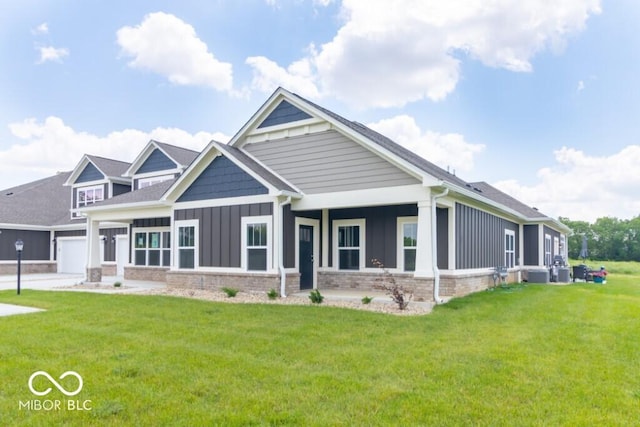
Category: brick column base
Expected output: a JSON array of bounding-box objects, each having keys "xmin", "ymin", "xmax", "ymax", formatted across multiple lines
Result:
[{"xmin": 86, "ymin": 267, "xmax": 102, "ymax": 283}]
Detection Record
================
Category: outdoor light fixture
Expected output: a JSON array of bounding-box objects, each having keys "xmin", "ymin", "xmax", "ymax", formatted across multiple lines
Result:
[{"xmin": 15, "ymin": 239, "xmax": 23, "ymax": 295}]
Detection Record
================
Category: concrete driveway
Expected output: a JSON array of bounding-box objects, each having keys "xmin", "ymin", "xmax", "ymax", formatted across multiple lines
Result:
[{"xmin": 0, "ymin": 273, "xmax": 166, "ymax": 316}]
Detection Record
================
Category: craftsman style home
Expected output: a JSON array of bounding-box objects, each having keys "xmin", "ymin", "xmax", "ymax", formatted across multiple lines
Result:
[{"xmin": 0, "ymin": 88, "xmax": 569, "ymax": 300}]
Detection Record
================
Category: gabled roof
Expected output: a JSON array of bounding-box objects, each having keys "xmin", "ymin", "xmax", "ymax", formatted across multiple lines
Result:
[
  {"xmin": 123, "ymin": 140, "xmax": 199, "ymax": 177},
  {"xmin": 64, "ymin": 154, "xmax": 131, "ymax": 186},
  {"xmin": 0, "ymin": 172, "xmax": 74, "ymax": 227},
  {"xmin": 162, "ymin": 140, "xmax": 301, "ymax": 202},
  {"xmin": 229, "ymin": 87, "xmax": 566, "ymax": 228}
]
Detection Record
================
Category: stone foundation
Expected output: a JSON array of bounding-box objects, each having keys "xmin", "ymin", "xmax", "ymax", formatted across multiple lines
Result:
[
  {"xmin": 86, "ymin": 267, "xmax": 102, "ymax": 283},
  {"xmin": 124, "ymin": 266, "xmax": 168, "ymax": 282},
  {"xmin": 101, "ymin": 264, "xmax": 117, "ymax": 276},
  {"xmin": 167, "ymin": 270, "xmax": 300, "ymax": 295},
  {"xmin": 318, "ymin": 271, "xmax": 434, "ymax": 302},
  {"xmin": 0, "ymin": 262, "xmax": 56, "ymax": 275}
]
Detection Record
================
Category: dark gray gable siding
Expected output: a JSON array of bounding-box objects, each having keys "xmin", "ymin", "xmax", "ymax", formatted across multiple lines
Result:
[
  {"xmin": 175, "ymin": 203, "xmax": 272, "ymax": 268},
  {"xmin": 0, "ymin": 229, "xmax": 50, "ymax": 261},
  {"xmin": 112, "ymin": 183, "xmax": 131, "ymax": 197},
  {"xmin": 258, "ymin": 100, "xmax": 312, "ymax": 128},
  {"xmin": 523, "ymin": 224, "xmax": 539, "ymax": 266},
  {"xmin": 455, "ymin": 203, "xmax": 518, "ymax": 269},
  {"xmin": 177, "ymin": 156, "xmax": 268, "ymax": 202},
  {"xmin": 136, "ymin": 149, "xmax": 178, "ymax": 174},
  {"xmin": 76, "ymin": 162, "xmax": 104, "ymax": 183},
  {"xmin": 329, "ymin": 204, "xmax": 418, "ymax": 268}
]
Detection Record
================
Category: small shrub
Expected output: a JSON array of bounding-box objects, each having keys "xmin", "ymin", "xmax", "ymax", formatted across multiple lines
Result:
[
  {"xmin": 309, "ymin": 289, "xmax": 324, "ymax": 304},
  {"xmin": 361, "ymin": 296, "xmax": 373, "ymax": 304},
  {"xmin": 221, "ymin": 287, "xmax": 239, "ymax": 298},
  {"xmin": 372, "ymin": 258, "xmax": 412, "ymax": 310},
  {"xmin": 267, "ymin": 288, "xmax": 278, "ymax": 300},
  {"xmin": 113, "ymin": 281, "xmax": 122, "ymax": 288}
]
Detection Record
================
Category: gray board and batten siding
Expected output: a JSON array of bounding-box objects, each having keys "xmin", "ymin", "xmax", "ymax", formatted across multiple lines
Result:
[
  {"xmin": 455, "ymin": 203, "xmax": 518, "ymax": 270},
  {"xmin": 523, "ymin": 225, "xmax": 539, "ymax": 266},
  {"xmin": 178, "ymin": 156, "xmax": 268, "ymax": 203},
  {"xmin": 136, "ymin": 149, "xmax": 177, "ymax": 175},
  {"xmin": 0, "ymin": 228, "xmax": 50, "ymax": 261},
  {"xmin": 244, "ymin": 130, "xmax": 420, "ymax": 194},
  {"xmin": 175, "ymin": 203, "xmax": 273, "ymax": 268}
]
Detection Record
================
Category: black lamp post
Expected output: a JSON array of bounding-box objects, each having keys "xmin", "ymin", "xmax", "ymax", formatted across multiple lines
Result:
[{"xmin": 15, "ymin": 239, "xmax": 23, "ymax": 295}]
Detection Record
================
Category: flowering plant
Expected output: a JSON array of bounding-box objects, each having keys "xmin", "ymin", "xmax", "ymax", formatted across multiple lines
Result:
[{"xmin": 592, "ymin": 268, "xmax": 607, "ymax": 278}]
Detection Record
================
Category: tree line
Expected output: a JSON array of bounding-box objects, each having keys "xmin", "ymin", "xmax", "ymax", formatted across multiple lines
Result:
[{"xmin": 559, "ymin": 216, "xmax": 640, "ymax": 261}]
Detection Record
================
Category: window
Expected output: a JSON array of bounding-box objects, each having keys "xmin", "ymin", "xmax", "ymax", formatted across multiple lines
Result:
[
  {"xmin": 242, "ymin": 216, "xmax": 271, "ymax": 271},
  {"xmin": 138, "ymin": 174, "xmax": 174, "ymax": 189},
  {"xmin": 334, "ymin": 219, "xmax": 365, "ymax": 271},
  {"xmin": 398, "ymin": 217, "xmax": 418, "ymax": 272},
  {"xmin": 177, "ymin": 224, "xmax": 196, "ymax": 269},
  {"xmin": 505, "ymin": 229, "xmax": 515, "ymax": 268},
  {"xmin": 77, "ymin": 185, "xmax": 104, "ymax": 208},
  {"xmin": 134, "ymin": 229, "xmax": 170, "ymax": 267},
  {"xmin": 544, "ymin": 234, "xmax": 552, "ymax": 266}
]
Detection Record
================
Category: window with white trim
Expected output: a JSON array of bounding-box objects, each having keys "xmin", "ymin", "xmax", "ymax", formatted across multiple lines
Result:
[
  {"xmin": 177, "ymin": 224, "xmax": 196, "ymax": 269},
  {"xmin": 505, "ymin": 229, "xmax": 515, "ymax": 268},
  {"xmin": 77, "ymin": 185, "xmax": 104, "ymax": 208},
  {"xmin": 397, "ymin": 217, "xmax": 418, "ymax": 272},
  {"xmin": 134, "ymin": 229, "xmax": 171, "ymax": 267},
  {"xmin": 334, "ymin": 219, "xmax": 365, "ymax": 271},
  {"xmin": 242, "ymin": 216, "xmax": 272, "ymax": 271},
  {"xmin": 544, "ymin": 234, "xmax": 552, "ymax": 266},
  {"xmin": 138, "ymin": 174, "xmax": 175, "ymax": 189}
]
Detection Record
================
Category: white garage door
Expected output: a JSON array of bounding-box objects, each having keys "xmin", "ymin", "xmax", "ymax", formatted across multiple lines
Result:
[{"xmin": 58, "ymin": 238, "xmax": 87, "ymax": 274}]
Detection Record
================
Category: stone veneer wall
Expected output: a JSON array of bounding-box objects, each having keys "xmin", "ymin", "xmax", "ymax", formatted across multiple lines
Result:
[
  {"xmin": 318, "ymin": 271, "xmax": 434, "ymax": 302},
  {"xmin": 124, "ymin": 266, "xmax": 169, "ymax": 282},
  {"xmin": 0, "ymin": 262, "xmax": 56, "ymax": 275},
  {"xmin": 438, "ymin": 269, "xmax": 522, "ymax": 297},
  {"xmin": 166, "ymin": 270, "xmax": 301, "ymax": 296},
  {"xmin": 101, "ymin": 264, "xmax": 116, "ymax": 276}
]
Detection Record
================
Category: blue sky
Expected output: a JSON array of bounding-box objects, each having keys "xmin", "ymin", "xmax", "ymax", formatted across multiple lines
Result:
[{"xmin": 1, "ymin": 0, "xmax": 638, "ymax": 222}]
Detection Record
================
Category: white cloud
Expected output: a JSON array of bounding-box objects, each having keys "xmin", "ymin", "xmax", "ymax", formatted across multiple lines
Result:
[
  {"xmin": 247, "ymin": 0, "xmax": 601, "ymax": 107},
  {"xmin": 32, "ymin": 23, "xmax": 49, "ymax": 35},
  {"xmin": 1, "ymin": 116, "xmax": 228, "ymax": 189},
  {"xmin": 577, "ymin": 80, "xmax": 585, "ymax": 92},
  {"xmin": 36, "ymin": 46, "xmax": 69, "ymax": 64},
  {"xmin": 246, "ymin": 55, "xmax": 320, "ymax": 99},
  {"xmin": 116, "ymin": 12, "xmax": 234, "ymax": 93},
  {"xmin": 367, "ymin": 115, "xmax": 485, "ymax": 173},
  {"xmin": 493, "ymin": 145, "xmax": 640, "ymax": 222}
]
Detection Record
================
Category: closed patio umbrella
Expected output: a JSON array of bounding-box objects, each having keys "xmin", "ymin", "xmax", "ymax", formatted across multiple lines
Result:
[{"xmin": 579, "ymin": 235, "xmax": 588, "ymax": 261}]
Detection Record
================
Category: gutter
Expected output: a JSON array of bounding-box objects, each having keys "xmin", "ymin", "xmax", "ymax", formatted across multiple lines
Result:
[
  {"xmin": 431, "ymin": 187, "xmax": 449, "ymax": 304},
  {"xmin": 278, "ymin": 196, "xmax": 292, "ymax": 298}
]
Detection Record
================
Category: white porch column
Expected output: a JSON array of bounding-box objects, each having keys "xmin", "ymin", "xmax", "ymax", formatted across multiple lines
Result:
[
  {"xmin": 414, "ymin": 200, "xmax": 434, "ymax": 278},
  {"xmin": 86, "ymin": 218, "xmax": 102, "ymax": 282}
]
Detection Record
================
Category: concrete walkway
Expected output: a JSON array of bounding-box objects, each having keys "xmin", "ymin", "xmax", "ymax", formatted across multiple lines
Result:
[{"xmin": 0, "ymin": 273, "xmax": 166, "ymax": 317}]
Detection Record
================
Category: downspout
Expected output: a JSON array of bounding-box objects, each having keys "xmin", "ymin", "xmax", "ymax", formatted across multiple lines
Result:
[
  {"xmin": 431, "ymin": 188, "xmax": 449, "ymax": 304},
  {"xmin": 278, "ymin": 196, "xmax": 292, "ymax": 298}
]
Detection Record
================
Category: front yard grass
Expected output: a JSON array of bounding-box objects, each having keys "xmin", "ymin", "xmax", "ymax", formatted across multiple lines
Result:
[{"xmin": 1, "ymin": 275, "xmax": 640, "ymax": 426}]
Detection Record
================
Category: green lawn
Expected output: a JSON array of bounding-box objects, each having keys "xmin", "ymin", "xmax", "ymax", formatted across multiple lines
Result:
[{"xmin": 1, "ymin": 274, "xmax": 640, "ymax": 426}]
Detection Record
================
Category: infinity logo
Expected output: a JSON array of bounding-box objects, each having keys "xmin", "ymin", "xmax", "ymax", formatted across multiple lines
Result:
[{"xmin": 28, "ymin": 371, "xmax": 83, "ymax": 397}]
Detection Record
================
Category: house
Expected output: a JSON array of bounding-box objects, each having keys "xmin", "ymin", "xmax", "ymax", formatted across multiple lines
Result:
[
  {"xmin": 0, "ymin": 88, "xmax": 570, "ymax": 300},
  {"xmin": 0, "ymin": 141, "xmax": 198, "ymax": 278}
]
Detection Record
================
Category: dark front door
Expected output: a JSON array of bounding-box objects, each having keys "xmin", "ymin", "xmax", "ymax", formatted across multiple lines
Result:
[{"xmin": 299, "ymin": 225, "xmax": 314, "ymax": 290}]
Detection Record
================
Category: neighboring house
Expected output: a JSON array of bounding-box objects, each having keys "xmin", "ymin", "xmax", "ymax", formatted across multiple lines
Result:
[
  {"xmin": 0, "ymin": 140, "xmax": 198, "ymax": 277},
  {"xmin": 0, "ymin": 87, "xmax": 569, "ymax": 300}
]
